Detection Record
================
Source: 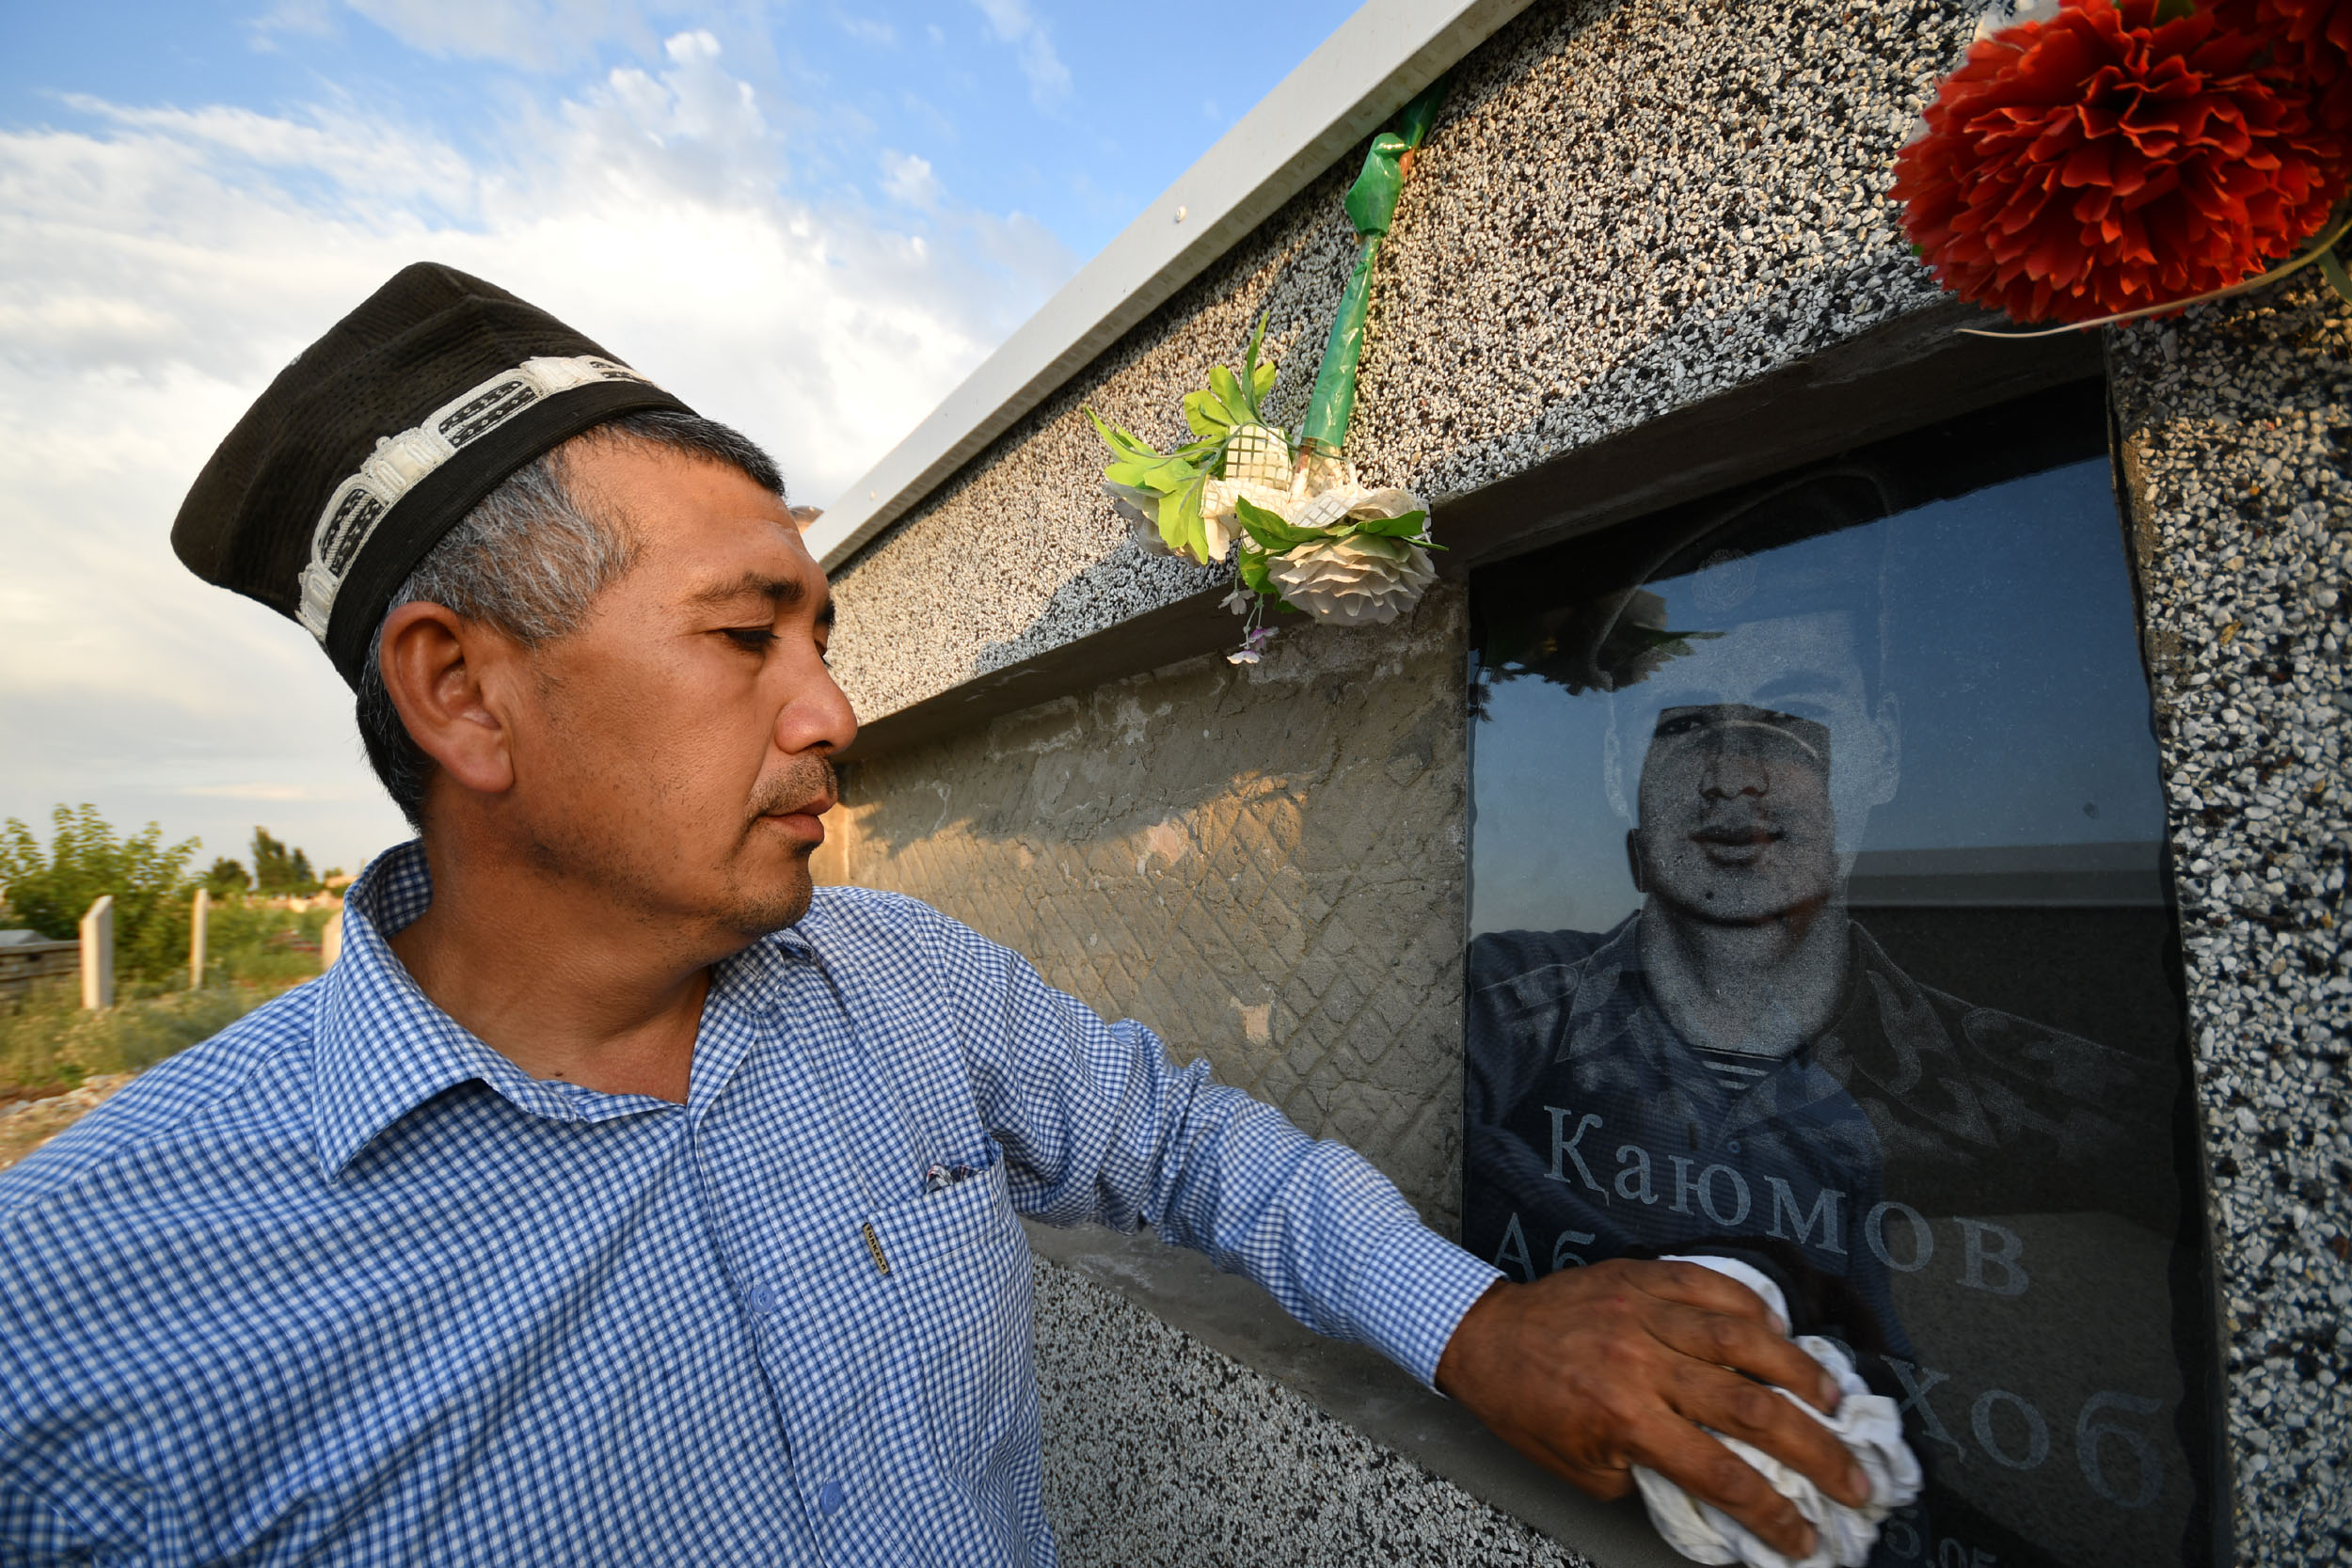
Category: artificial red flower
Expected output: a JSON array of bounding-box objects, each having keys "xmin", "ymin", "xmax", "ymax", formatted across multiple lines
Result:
[
  {"xmin": 2237, "ymin": 0, "xmax": 2352, "ymax": 128},
  {"xmin": 1893, "ymin": 0, "xmax": 2350, "ymax": 323}
]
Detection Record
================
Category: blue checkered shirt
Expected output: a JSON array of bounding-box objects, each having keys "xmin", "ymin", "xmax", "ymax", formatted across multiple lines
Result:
[{"xmin": 0, "ymin": 842, "xmax": 1499, "ymax": 1564}]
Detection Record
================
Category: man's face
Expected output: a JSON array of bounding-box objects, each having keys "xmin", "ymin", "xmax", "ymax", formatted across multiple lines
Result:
[
  {"xmin": 489, "ymin": 440, "xmax": 855, "ymax": 941},
  {"xmin": 1633, "ymin": 703, "xmax": 1838, "ymax": 925},
  {"xmin": 1618, "ymin": 610, "xmax": 1894, "ymax": 925}
]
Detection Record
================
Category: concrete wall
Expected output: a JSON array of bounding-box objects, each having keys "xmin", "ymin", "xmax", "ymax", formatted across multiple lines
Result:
[
  {"xmin": 2110, "ymin": 277, "xmax": 2352, "ymax": 1563},
  {"xmin": 813, "ymin": 587, "xmax": 1470, "ymax": 1226}
]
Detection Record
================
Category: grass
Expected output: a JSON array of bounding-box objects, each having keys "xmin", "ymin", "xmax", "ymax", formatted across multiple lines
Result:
[
  {"xmin": 0, "ymin": 983, "xmax": 281, "ymax": 1090},
  {"xmin": 0, "ymin": 900, "xmax": 341, "ymax": 1091}
]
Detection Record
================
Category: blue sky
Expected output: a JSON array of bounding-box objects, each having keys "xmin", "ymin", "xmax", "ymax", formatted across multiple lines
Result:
[{"xmin": 0, "ymin": 0, "xmax": 1359, "ymax": 879}]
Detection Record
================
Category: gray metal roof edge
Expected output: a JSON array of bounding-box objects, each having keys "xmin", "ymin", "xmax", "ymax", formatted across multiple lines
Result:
[{"xmin": 805, "ymin": 0, "xmax": 1536, "ymax": 574}]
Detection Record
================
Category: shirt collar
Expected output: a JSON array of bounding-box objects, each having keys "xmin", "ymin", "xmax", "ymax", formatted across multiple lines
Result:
[
  {"xmin": 310, "ymin": 841, "xmax": 818, "ymax": 1177},
  {"xmin": 310, "ymin": 842, "xmax": 511, "ymax": 1175}
]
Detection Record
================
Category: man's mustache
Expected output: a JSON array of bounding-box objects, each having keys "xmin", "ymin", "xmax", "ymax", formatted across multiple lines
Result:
[
  {"xmin": 1689, "ymin": 800, "xmax": 1786, "ymax": 841},
  {"xmin": 749, "ymin": 756, "xmax": 838, "ymax": 821}
]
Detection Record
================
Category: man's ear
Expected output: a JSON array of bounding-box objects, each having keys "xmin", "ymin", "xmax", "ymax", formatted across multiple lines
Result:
[
  {"xmin": 377, "ymin": 601, "xmax": 519, "ymax": 800},
  {"xmin": 1625, "ymin": 829, "xmax": 1648, "ymax": 895}
]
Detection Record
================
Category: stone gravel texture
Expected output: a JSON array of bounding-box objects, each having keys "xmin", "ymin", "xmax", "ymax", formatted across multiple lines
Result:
[
  {"xmin": 2110, "ymin": 276, "xmax": 2352, "ymax": 1565},
  {"xmin": 1031, "ymin": 1255, "xmax": 1591, "ymax": 1568},
  {"xmin": 826, "ymin": 0, "xmax": 1979, "ymax": 723}
]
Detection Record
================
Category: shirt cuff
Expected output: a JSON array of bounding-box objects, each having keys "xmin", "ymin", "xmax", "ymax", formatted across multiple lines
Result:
[{"xmin": 1357, "ymin": 1222, "xmax": 1505, "ymax": 1392}]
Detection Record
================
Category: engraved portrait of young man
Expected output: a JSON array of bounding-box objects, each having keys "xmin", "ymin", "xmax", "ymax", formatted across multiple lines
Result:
[{"xmin": 1459, "ymin": 471, "xmax": 2196, "ymax": 1562}]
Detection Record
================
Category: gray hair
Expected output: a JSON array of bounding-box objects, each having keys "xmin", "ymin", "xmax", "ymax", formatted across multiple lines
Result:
[{"xmin": 356, "ymin": 410, "xmax": 786, "ymax": 830}]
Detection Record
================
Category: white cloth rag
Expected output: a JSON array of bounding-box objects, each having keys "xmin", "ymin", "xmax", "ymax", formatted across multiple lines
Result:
[{"xmin": 1632, "ymin": 1256, "xmax": 1922, "ymax": 1568}]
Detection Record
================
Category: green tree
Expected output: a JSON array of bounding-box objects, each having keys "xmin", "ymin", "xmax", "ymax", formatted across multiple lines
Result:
[
  {"xmin": 249, "ymin": 828, "xmax": 321, "ymax": 895},
  {"xmin": 203, "ymin": 857, "xmax": 250, "ymax": 897},
  {"xmin": 0, "ymin": 805, "xmax": 199, "ymax": 983}
]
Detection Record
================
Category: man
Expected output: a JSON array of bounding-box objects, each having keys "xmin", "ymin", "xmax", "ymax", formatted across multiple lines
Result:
[{"xmin": 0, "ymin": 265, "xmax": 1868, "ymax": 1564}]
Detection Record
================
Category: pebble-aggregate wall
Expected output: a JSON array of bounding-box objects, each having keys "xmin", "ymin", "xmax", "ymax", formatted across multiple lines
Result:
[
  {"xmin": 1031, "ymin": 1256, "xmax": 1588, "ymax": 1568},
  {"xmin": 2111, "ymin": 277, "xmax": 2352, "ymax": 1565}
]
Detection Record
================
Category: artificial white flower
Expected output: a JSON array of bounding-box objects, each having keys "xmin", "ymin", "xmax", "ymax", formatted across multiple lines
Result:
[
  {"xmin": 1200, "ymin": 508, "xmax": 1239, "ymax": 562},
  {"xmin": 1202, "ymin": 475, "xmax": 1294, "ymax": 533},
  {"xmin": 1105, "ymin": 479, "xmax": 1247, "ymax": 564},
  {"xmin": 1290, "ymin": 483, "xmax": 1423, "ymax": 533},
  {"xmin": 1267, "ymin": 533, "xmax": 1437, "ymax": 626}
]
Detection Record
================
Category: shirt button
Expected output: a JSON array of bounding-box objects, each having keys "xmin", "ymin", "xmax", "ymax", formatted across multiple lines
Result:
[
  {"xmin": 745, "ymin": 1286, "xmax": 776, "ymax": 1314},
  {"xmin": 818, "ymin": 1480, "xmax": 846, "ymax": 1516}
]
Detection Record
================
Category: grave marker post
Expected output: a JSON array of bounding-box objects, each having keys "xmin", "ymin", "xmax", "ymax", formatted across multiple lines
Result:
[
  {"xmin": 191, "ymin": 887, "xmax": 210, "ymax": 990},
  {"xmin": 80, "ymin": 895, "xmax": 114, "ymax": 1010}
]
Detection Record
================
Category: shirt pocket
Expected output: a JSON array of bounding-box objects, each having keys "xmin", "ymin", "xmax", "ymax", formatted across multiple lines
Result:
[{"xmin": 861, "ymin": 1149, "xmax": 1038, "ymax": 1509}]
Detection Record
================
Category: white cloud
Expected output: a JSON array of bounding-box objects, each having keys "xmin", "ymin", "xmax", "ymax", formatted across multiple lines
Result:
[
  {"xmin": 181, "ymin": 784, "xmax": 326, "ymax": 801},
  {"xmin": 246, "ymin": 0, "xmax": 340, "ymax": 46},
  {"xmin": 881, "ymin": 150, "xmax": 941, "ymax": 209},
  {"xmin": 0, "ymin": 27, "xmax": 1072, "ymax": 869},
  {"xmin": 340, "ymin": 0, "xmax": 657, "ymax": 70},
  {"xmin": 967, "ymin": 0, "xmax": 1071, "ymax": 109}
]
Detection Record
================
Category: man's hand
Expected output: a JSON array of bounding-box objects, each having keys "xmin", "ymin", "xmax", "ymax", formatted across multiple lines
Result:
[{"xmin": 1435, "ymin": 1259, "xmax": 1873, "ymax": 1562}]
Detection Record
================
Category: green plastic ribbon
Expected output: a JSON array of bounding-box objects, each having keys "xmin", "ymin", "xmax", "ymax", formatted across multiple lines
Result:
[{"xmin": 1299, "ymin": 76, "xmax": 1449, "ymax": 454}]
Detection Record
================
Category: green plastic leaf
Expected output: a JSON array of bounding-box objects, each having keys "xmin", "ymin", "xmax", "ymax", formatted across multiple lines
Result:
[
  {"xmin": 1232, "ymin": 552, "xmax": 1300, "ymax": 614},
  {"xmin": 1114, "ymin": 449, "xmax": 1211, "ymax": 494},
  {"xmin": 1237, "ymin": 548, "xmax": 1275, "ymax": 594},
  {"xmin": 1156, "ymin": 476, "xmax": 1193, "ymax": 556},
  {"xmin": 1239, "ymin": 314, "xmax": 1269, "ymax": 414},
  {"xmin": 1234, "ymin": 495, "xmax": 1328, "ymax": 552},
  {"xmin": 1340, "ymin": 531, "xmax": 1410, "ymax": 562},
  {"xmin": 1085, "ymin": 406, "xmax": 1159, "ymax": 462},
  {"xmin": 1184, "ymin": 388, "xmax": 1235, "ymax": 439},
  {"xmin": 1347, "ymin": 509, "xmax": 1429, "ymax": 539},
  {"xmin": 2152, "ymin": 0, "xmax": 2193, "ymax": 20},
  {"xmin": 2320, "ymin": 244, "xmax": 2352, "ymax": 307},
  {"xmin": 1160, "ymin": 475, "xmax": 1216, "ymax": 562},
  {"xmin": 1207, "ymin": 363, "xmax": 1253, "ymax": 427}
]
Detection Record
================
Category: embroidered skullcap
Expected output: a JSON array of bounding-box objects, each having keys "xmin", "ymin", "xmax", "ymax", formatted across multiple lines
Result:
[{"xmin": 171, "ymin": 261, "xmax": 695, "ymax": 688}]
